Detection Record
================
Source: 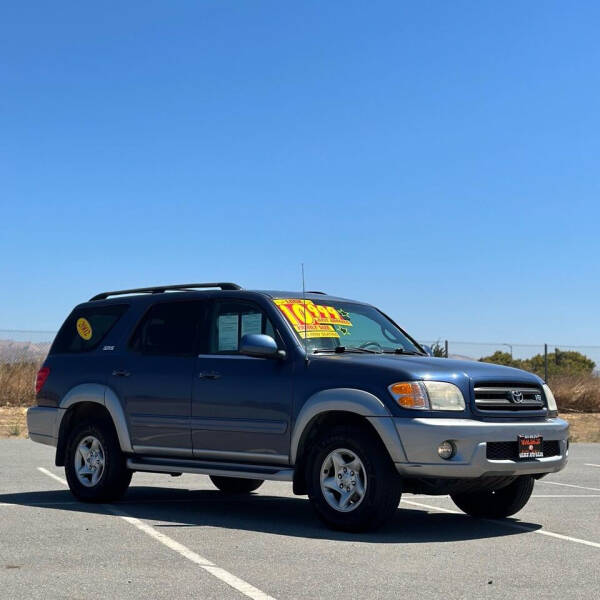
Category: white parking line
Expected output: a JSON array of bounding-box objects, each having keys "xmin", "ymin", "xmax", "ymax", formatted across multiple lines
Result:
[
  {"xmin": 0, "ymin": 501, "xmax": 78, "ymax": 507},
  {"xmin": 38, "ymin": 467, "xmax": 68, "ymax": 486},
  {"xmin": 538, "ymin": 480, "xmax": 600, "ymax": 493},
  {"xmin": 584, "ymin": 463, "xmax": 600, "ymax": 468},
  {"xmin": 400, "ymin": 499, "xmax": 600, "ymax": 550},
  {"xmin": 37, "ymin": 467, "xmax": 276, "ymax": 600},
  {"xmin": 531, "ymin": 494, "xmax": 600, "ymax": 498},
  {"xmin": 408, "ymin": 495, "xmax": 449, "ymax": 499}
]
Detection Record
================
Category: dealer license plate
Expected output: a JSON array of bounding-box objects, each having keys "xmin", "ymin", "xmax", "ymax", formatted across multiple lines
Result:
[{"xmin": 518, "ymin": 435, "xmax": 543, "ymax": 459}]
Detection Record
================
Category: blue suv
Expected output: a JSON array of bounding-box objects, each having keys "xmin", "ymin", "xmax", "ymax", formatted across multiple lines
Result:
[{"xmin": 28, "ymin": 283, "xmax": 568, "ymax": 531}]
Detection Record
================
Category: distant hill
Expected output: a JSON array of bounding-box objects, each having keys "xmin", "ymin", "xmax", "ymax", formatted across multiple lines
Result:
[
  {"xmin": 448, "ymin": 354, "xmax": 476, "ymax": 361},
  {"xmin": 0, "ymin": 339, "xmax": 51, "ymax": 362}
]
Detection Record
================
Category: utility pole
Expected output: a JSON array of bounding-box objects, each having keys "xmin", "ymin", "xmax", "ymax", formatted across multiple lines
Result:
[{"xmin": 502, "ymin": 343, "xmax": 513, "ymax": 359}]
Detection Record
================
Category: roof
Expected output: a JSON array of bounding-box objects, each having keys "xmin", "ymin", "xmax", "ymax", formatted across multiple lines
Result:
[{"xmin": 85, "ymin": 283, "xmax": 361, "ymax": 306}]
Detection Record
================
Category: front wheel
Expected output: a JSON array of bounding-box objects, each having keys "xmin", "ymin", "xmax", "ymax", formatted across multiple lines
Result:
[
  {"xmin": 306, "ymin": 426, "xmax": 402, "ymax": 532},
  {"xmin": 450, "ymin": 476, "xmax": 534, "ymax": 518},
  {"xmin": 209, "ymin": 476, "xmax": 264, "ymax": 493},
  {"xmin": 65, "ymin": 420, "xmax": 132, "ymax": 502}
]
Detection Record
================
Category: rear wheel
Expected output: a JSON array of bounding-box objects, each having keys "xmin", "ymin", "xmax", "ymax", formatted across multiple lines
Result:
[
  {"xmin": 450, "ymin": 476, "xmax": 534, "ymax": 518},
  {"xmin": 209, "ymin": 476, "xmax": 264, "ymax": 493},
  {"xmin": 65, "ymin": 420, "xmax": 131, "ymax": 502},
  {"xmin": 306, "ymin": 425, "xmax": 401, "ymax": 532}
]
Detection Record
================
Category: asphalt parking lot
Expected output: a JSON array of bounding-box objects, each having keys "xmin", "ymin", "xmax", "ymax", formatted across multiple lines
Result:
[{"xmin": 1, "ymin": 440, "xmax": 598, "ymax": 600}]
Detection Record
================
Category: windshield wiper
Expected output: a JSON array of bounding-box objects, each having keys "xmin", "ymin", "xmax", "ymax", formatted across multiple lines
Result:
[
  {"xmin": 383, "ymin": 348, "xmax": 425, "ymax": 356},
  {"xmin": 313, "ymin": 346, "xmax": 381, "ymax": 354}
]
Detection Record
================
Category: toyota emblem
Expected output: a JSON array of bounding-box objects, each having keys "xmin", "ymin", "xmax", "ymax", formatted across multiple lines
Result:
[{"xmin": 511, "ymin": 390, "xmax": 524, "ymax": 403}]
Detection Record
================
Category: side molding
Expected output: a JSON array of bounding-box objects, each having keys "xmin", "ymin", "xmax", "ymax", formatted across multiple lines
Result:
[
  {"xmin": 59, "ymin": 383, "xmax": 133, "ymax": 453},
  {"xmin": 290, "ymin": 388, "xmax": 407, "ymax": 464}
]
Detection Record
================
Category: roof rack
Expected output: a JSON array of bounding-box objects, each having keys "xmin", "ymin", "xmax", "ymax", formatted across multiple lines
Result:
[{"xmin": 90, "ymin": 282, "xmax": 242, "ymax": 301}]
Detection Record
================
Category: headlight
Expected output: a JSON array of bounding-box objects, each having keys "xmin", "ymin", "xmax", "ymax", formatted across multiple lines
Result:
[
  {"xmin": 388, "ymin": 381, "xmax": 465, "ymax": 411},
  {"xmin": 542, "ymin": 384, "xmax": 558, "ymax": 411}
]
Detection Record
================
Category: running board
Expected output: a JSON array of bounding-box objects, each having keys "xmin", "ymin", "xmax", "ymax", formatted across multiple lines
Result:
[{"xmin": 127, "ymin": 456, "xmax": 294, "ymax": 482}]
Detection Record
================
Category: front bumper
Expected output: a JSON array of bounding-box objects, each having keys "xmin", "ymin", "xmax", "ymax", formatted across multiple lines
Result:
[
  {"xmin": 392, "ymin": 417, "xmax": 569, "ymax": 478},
  {"xmin": 27, "ymin": 406, "xmax": 63, "ymax": 447}
]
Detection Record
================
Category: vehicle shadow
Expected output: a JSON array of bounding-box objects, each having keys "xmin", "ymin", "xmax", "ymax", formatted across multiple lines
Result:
[{"xmin": 0, "ymin": 485, "xmax": 542, "ymax": 544}]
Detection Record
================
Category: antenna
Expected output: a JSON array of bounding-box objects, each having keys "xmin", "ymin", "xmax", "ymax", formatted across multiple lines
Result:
[{"xmin": 301, "ymin": 263, "xmax": 309, "ymax": 360}]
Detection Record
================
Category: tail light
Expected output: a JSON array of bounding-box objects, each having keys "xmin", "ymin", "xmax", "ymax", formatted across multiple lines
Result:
[{"xmin": 35, "ymin": 367, "xmax": 50, "ymax": 394}]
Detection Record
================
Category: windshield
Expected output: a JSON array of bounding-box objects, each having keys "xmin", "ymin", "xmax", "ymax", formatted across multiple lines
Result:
[{"xmin": 273, "ymin": 298, "xmax": 423, "ymax": 354}]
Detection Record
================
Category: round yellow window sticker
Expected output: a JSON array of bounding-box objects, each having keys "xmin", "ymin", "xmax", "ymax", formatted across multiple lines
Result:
[{"xmin": 76, "ymin": 317, "xmax": 93, "ymax": 340}]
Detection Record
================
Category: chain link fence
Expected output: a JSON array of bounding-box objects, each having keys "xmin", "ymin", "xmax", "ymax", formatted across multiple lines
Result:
[{"xmin": 419, "ymin": 340, "xmax": 600, "ymax": 378}]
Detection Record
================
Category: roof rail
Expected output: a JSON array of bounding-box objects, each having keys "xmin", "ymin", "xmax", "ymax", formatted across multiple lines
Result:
[
  {"xmin": 306, "ymin": 290, "xmax": 327, "ymax": 295},
  {"xmin": 90, "ymin": 282, "xmax": 242, "ymax": 301}
]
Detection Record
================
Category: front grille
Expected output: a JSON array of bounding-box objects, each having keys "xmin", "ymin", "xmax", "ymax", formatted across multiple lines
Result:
[
  {"xmin": 486, "ymin": 440, "xmax": 561, "ymax": 460},
  {"xmin": 474, "ymin": 384, "xmax": 545, "ymax": 412}
]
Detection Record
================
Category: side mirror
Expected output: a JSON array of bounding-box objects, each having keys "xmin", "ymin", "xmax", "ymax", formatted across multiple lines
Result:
[
  {"xmin": 421, "ymin": 344, "xmax": 433, "ymax": 357},
  {"xmin": 239, "ymin": 334, "xmax": 285, "ymax": 359}
]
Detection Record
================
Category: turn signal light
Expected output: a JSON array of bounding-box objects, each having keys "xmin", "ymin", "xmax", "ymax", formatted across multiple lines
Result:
[{"xmin": 388, "ymin": 382, "xmax": 428, "ymax": 409}]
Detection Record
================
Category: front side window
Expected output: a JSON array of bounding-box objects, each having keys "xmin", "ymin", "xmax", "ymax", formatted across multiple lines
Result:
[
  {"xmin": 209, "ymin": 301, "xmax": 276, "ymax": 354},
  {"xmin": 130, "ymin": 301, "xmax": 206, "ymax": 356},
  {"xmin": 52, "ymin": 304, "xmax": 128, "ymax": 354},
  {"xmin": 273, "ymin": 298, "xmax": 423, "ymax": 355}
]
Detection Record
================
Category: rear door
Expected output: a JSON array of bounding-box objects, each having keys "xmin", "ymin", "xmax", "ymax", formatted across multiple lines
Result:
[
  {"xmin": 111, "ymin": 299, "xmax": 207, "ymax": 457},
  {"xmin": 191, "ymin": 298, "xmax": 294, "ymax": 464}
]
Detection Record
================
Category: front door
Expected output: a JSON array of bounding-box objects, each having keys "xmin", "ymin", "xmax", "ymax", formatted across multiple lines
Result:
[
  {"xmin": 113, "ymin": 299, "xmax": 207, "ymax": 457},
  {"xmin": 191, "ymin": 299, "xmax": 294, "ymax": 465}
]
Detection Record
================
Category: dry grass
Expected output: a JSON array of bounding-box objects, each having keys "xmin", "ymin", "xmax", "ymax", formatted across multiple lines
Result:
[
  {"xmin": 0, "ymin": 361, "xmax": 39, "ymax": 407},
  {"xmin": 0, "ymin": 406, "xmax": 28, "ymax": 438},
  {"xmin": 562, "ymin": 413, "xmax": 600, "ymax": 443},
  {"xmin": 550, "ymin": 374, "xmax": 600, "ymax": 413}
]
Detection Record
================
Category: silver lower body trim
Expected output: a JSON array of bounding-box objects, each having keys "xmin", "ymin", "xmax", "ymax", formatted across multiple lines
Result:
[
  {"xmin": 127, "ymin": 457, "xmax": 294, "ymax": 481},
  {"xmin": 27, "ymin": 406, "xmax": 61, "ymax": 447}
]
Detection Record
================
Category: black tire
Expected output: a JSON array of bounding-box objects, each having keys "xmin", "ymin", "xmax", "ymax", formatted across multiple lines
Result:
[
  {"xmin": 450, "ymin": 476, "xmax": 534, "ymax": 518},
  {"xmin": 65, "ymin": 420, "xmax": 132, "ymax": 502},
  {"xmin": 306, "ymin": 425, "xmax": 401, "ymax": 532},
  {"xmin": 209, "ymin": 476, "xmax": 264, "ymax": 493}
]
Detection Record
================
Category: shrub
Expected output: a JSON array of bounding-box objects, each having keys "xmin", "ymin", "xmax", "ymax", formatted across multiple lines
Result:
[
  {"xmin": 429, "ymin": 340, "xmax": 447, "ymax": 357},
  {"xmin": 480, "ymin": 349, "xmax": 596, "ymax": 379},
  {"xmin": 479, "ymin": 351, "xmax": 517, "ymax": 368}
]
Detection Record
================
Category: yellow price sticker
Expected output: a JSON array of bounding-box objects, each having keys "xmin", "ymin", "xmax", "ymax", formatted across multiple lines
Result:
[
  {"xmin": 76, "ymin": 317, "xmax": 93, "ymax": 340},
  {"xmin": 273, "ymin": 299, "xmax": 352, "ymax": 339}
]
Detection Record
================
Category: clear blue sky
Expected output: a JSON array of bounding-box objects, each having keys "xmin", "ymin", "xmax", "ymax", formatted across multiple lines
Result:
[{"xmin": 1, "ymin": 1, "xmax": 599, "ymax": 346}]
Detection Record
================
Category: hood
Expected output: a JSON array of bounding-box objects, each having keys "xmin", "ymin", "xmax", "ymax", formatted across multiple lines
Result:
[{"xmin": 315, "ymin": 353, "xmax": 543, "ymax": 385}]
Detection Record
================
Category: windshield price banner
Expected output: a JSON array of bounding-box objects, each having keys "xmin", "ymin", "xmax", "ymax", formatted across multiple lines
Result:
[{"xmin": 274, "ymin": 299, "xmax": 352, "ymax": 338}]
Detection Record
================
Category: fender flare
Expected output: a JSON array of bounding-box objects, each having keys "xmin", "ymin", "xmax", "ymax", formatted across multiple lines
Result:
[
  {"xmin": 290, "ymin": 388, "xmax": 407, "ymax": 464},
  {"xmin": 58, "ymin": 383, "xmax": 133, "ymax": 453}
]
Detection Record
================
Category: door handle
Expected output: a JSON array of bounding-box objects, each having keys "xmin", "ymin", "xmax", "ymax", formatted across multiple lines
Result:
[
  {"xmin": 112, "ymin": 369, "xmax": 131, "ymax": 377},
  {"xmin": 198, "ymin": 371, "xmax": 221, "ymax": 380}
]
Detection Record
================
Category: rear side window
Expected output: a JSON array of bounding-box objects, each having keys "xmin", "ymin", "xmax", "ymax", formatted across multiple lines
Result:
[
  {"xmin": 129, "ymin": 301, "xmax": 206, "ymax": 356},
  {"xmin": 52, "ymin": 304, "xmax": 128, "ymax": 354}
]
